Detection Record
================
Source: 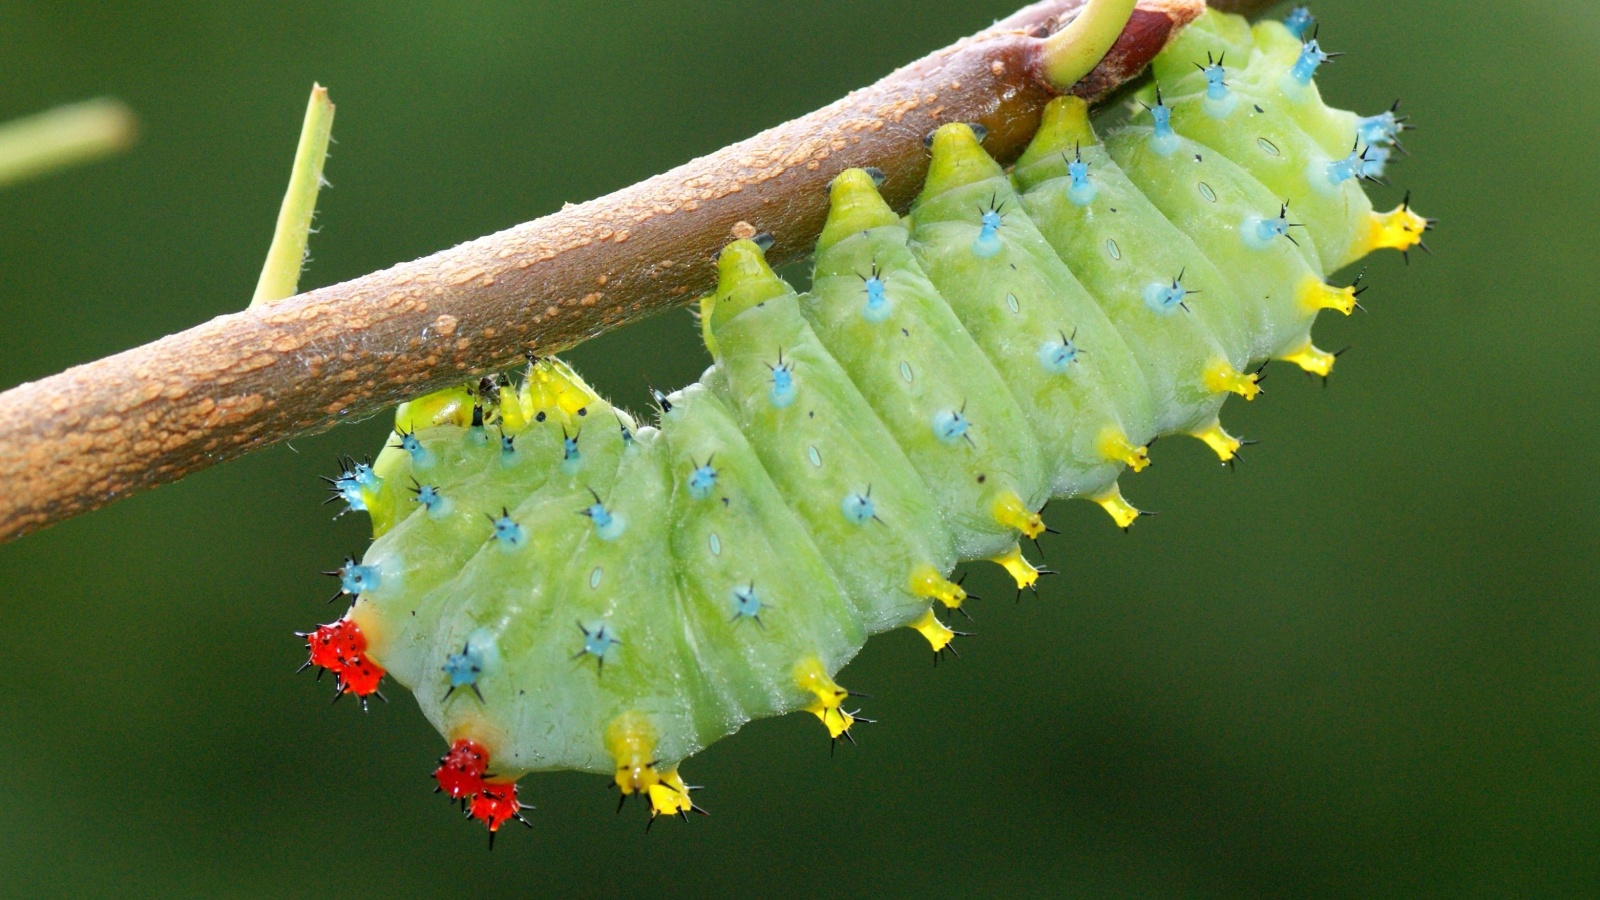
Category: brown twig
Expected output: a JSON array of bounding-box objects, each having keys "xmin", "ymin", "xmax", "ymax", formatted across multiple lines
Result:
[{"xmin": 0, "ymin": 0, "xmax": 1280, "ymax": 544}]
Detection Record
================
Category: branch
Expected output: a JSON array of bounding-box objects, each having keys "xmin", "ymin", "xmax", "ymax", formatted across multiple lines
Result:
[{"xmin": 0, "ymin": 0, "xmax": 1279, "ymax": 544}]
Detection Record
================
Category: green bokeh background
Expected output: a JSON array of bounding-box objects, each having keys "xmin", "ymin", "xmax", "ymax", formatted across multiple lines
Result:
[{"xmin": 2, "ymin": 1, "xmax": 1595, "ymax": 895}]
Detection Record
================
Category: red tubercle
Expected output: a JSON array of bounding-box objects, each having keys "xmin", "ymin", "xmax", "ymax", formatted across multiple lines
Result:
[
  {"xmin": 300, "ymin": 619, "xmax": 364, "ymax": 672},
  {"xmin": 433, "ymin": 739, "xmax": 490, "ymax": 800},
  {"xmin": 337, "ymin": 653, "xmax": 386, "ymax": 697},
  {"xmin": 298, "ymin": 618, "xmax": 385, "ymax": 700},
  {"xmin": 469, "ymin": 781, "xmax": 526, "ymax": 833}
]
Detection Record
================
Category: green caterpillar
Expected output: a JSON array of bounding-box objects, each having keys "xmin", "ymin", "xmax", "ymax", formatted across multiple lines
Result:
[{"xmin": 301, "ymin": 6, "xmax": 1430, "ymax": 837}]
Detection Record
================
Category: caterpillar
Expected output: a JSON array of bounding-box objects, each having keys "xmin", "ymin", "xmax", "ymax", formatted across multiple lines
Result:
[{"xmin": 299, "ymin": 6, "xmax": 1430, "ymax": 840}]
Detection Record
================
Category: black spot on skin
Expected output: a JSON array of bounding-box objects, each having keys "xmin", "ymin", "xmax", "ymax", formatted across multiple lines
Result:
[
  {"xmin": 976, "ymin": 474, "xmax": 987, "ymax": 483},
  {"xmin": 808, "ymin": 411, "xmax": 815, "ymax": 418},
  {"xmin": 578, "ymin": 407, "xmax": 588, "ymax": 416},
  {"xmin": 535, "ymin": 411, "xmax": 547, "ymax": 422},
  {"xmin": 721, "ymin": 497, "xmax": 730, "ymax": 507}
]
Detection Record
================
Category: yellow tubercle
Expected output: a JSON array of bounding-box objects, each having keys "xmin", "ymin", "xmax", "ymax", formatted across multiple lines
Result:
[
  {"xmin": 519, "ymin": 357, "xmax": 602, "ymax": 427},
  {"xmin": 1204, "ymin": 361, "xmax": 1262, "ymax": 401},
  {"xmin": 1278, "ymin": 338, "xmax": 1337, "ymax": 377},
  {"xmin": 496, "ymin": 381, "xmax": 528, "ymax": 432},
  {"xmin": 992, "ymin": 490, "xmax": 1046, "ymax": 539},
  {"xmin": 1090, "ymin": 482, "xmax": 1142, "ymax": 529},
  {"xmin": 794, "ymin": 656, "xmax": 855, "ymax": 740},
  {"xmin": 1359, "ymin": 202, "xmax": 1430, "ymax": 256},
  {"xmin": 910, "ymin": 608, "xmax": 956, "ymax": 653},
  {"xmin": 1098, "ymin": 427, "xmax": 1151, "ymax": 473},
  {"xmin": 989, "ymin": 544, "xmax": 1040, "ymax": 591},
  {"xmin": 604, "ymin": 712, "xmax": 663, "ymax": 796},
  {"xmin": 909, "ymin": 564, "xmax": 967, "ymax": 609},
  {"xmin": 395, "ymin": 384, "xmax": 474, "ymax": 431},
  {"xmin": 1188, "ymin": 418, "xmax": 1242, "ymax": 462},
  {"xmin": 646, "ymin": 768, "xmax": 697, "ymax": 819},
  {"xmin": 1297, "ymin": 275, "xmax": 1358, "ymax": 316}
]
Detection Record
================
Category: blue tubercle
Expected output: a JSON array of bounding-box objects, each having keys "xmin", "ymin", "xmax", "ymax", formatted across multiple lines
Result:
[
  {"xmin": 972, "ymin": 201, "xmax": 1004, "ymax": 258},
  {"xmin": 335, "ymin": 559, "xmax": 381, "ymax": 596},
  {"xmin": 499, "ymin": 432, "xmax": 519, "ymax": 465},
  {"xmin": 1065, "ymin": 148, "xmax": 1096, "ymax": 206},
  {"xmin": 442, "ymin": 635, "xmax": 490, "ymax": 701},
  {"xmin": 575, "ymin": 623, "xmax": 621, "ymax": 672},
  {"xmin": 1038, "ymin": 330, "xmax": 1081, "ymax": 374},
  {"xmin": 1147, "ymin": 91, "xmax": 1179, "ymax": 156},
  {"xmin": 410, "ymin": 481, "xmax": 452, "ymax": 518},
  {"xmin": 730, "ymin": 583, "xmax": 764, "ymax": 624},
  {"xmin": 1142, "ymin": 271, "xmax": 1192, "ymax": 315},
  {"xmin": 489, "ymin": 508, "xmax": 525, "ymax": 549},
  {"xmin": 1284, "ymin": 6, "xmax": 1314, "ymax": 40},
  {"xmin": 768, "ymin": 353, "xmax": 796, "ymax": 408},
  {"xmin": 350, "ymin": 462, "xmax": 379, "ymax": 489},
  {"xmin": 1359, "ymin": 145, "xmax": 1391, "ymax": 179},
  {"xmin": 931, "ymin": 408, "xmax": 970, "ymax": 445},
  {"xmin": 581, "ymin": 490, "xmax": 626, "ymax": 540},
  {"xmin": 560, "ymin": 428, "xmax": 582, "ymax": 475},
  {"xmin": 332, "ymin": 475, "xmax": 367, "ymax": 512},
  {"xmin": 861, "ymin": 265, "xmax": 891, "ymax": 323},
  {"xmin": 394, "ymin": 430, "xmax": 434, "ymax": 469},
  {"xmin": 841, "ymin": 489, "xmax": 876, "ymax": 525},
  {"xmin": 1241, "ymin": 205, "xmax": 1299, "ymax": 249},
  {"xmin": 466, "ymin": 405, "xmax": 489, "ymax": 447},
  {"xmin": 687, "ymin": 460, "xmax": 717, "ymax": 500},
  {"xmin": 1199, "ymin": 57, "xmax": 1238, "ymax": 119},
  {"xmin": 1281, "ymin": 39, "xmax": 1332, "ymax": 98},
  {"xmin": 1357, "ymin": 107, "xmax": 1406, "ymax": 146}
]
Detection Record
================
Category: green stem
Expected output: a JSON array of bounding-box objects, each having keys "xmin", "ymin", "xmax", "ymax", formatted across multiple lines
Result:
[
  {"xmin": 1040, "ymin": 0, "xmax": 1138, "ymax": 89},
  {"xmin": 0, "ymin": 98, "xmax": 137, "ymax": 190},
  {"xmin": 251, "ymin": 84, "xmax": 336, "ymax": 307}
]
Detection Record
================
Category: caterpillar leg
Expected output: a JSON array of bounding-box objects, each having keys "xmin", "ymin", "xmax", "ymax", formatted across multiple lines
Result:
[
  {"xmin": 1188, "ymin": 418, "xmax": 1244, "ymax": 463},
  {"xmin": 1090, "ymin": 482, "xmax": 1144, "ymax": 531},
  {"xmin": 794, "ymin": 656, "xmax": 866, "ymax": 749},
  {"xmin": 605, "ymin": 712, "xmax": 706, "ymax": 822}
]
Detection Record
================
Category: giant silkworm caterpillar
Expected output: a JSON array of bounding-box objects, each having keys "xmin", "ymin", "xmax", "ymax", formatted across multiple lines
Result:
[{"xmin": 300, "ymin": 6, "xmax": 1430, "ymax": 840}]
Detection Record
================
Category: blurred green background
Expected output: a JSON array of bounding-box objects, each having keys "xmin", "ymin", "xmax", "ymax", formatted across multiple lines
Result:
[{"xmin": 2, "ymin": 0, "xmax": 1596, "ymax": 895}]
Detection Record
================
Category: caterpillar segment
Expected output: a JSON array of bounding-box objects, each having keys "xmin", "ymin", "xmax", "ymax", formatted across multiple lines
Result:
[{"xmin": 297, "ymin": 6, "xmax": 1429, "ymax": 839}]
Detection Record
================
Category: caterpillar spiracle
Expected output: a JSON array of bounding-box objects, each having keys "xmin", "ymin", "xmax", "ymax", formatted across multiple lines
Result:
[{"xmin": 300, "ymin": 6, "xmax": 1431, "ymax": 839}]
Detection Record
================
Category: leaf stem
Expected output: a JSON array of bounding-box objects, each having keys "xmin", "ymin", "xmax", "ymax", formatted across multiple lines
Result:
[
  {"xmin": 251, "ymin": 84, "xmax": 336, "ymax": 307},
  {"xmin": 1041, "ymin": 0, "xmax": 1139, "ymax": 88},
  {"xmin": 0, "ymin": 98, "xmax": 137, "ymax": 190}
]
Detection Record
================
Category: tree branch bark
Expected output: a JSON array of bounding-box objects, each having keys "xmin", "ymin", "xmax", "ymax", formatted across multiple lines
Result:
[{"xmin": 0, "ymin": 0, "xmax": 1281, "ymax": 544}]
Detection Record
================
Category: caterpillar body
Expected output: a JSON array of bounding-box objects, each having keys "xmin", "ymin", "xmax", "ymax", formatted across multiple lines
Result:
[{"xmin": 301, "ymin": 7, "xmax": 1430, "ymax": 837}]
